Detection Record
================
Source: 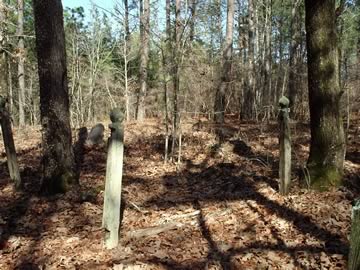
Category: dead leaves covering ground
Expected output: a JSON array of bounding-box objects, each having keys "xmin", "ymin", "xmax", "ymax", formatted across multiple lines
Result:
[{"xmin": 0, "ymin": 117, "xmax": 359, "ymax": 269}]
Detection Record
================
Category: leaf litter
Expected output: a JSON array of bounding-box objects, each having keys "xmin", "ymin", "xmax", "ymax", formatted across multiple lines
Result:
[{"xmin": 0, "ymin": 117, "xmax": 359, "ymax": 269}]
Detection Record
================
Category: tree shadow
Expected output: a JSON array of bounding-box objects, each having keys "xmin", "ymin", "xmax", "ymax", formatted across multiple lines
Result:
[
  {"xmin": 143, "ymin": 157, "xmax": 348, "ymax": 268},
  {"xmin": 73, "ymin": 127, "xmax": 88, "ymax": 179}
]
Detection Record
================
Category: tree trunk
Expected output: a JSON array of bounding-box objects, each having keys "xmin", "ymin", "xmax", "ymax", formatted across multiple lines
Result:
[
  {"xmin": 124, "ymin": 0, "xmax": 130, "ymax": 121},
  {"xmin": 8, "ymin": 60, "xmax": 13, "ymax": 114},
  {"xmin": 171, "ymin": 0, "xmax": 181, "ymax": 157},
  {"xmin": 17, "ymin": 0, "xmax": 26, "ymax": 127},
  {"xmin": 0, "ymin": 0, "xmax": 8, "ymax": 97},
  {"xmin": 305, "ymin": 0, "xmax": 345, "ymax": 190},
  {"xmin": 242, "ymin": 0, "xmax": 256, "ymax": 119},
  {"xmin": 137, "ymin": 0, "xmax": 150, "ymax": 121},
  {"xmin": 288, "ymin": 0, "xmax": 302, "ymax": 117},
  {"xmin": 124, "ymin": 0, "xmax": 130, "ymax": 42},
  {"xmin": 33, "ymin": 0, "xmax": 76, "ymax": 194},
  {"xmin": 214, "ymin": 0, "xmax": 234, "ymax": 124},
  {"xmin": 189, "ymin": 0, "xmax": 196, "ymax": 42},
  {"xmin": 262, "ymin": 0, "xmax": 272, "ymax": 115}
]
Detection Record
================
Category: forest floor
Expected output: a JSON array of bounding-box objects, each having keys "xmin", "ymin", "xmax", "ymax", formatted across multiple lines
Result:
[{"xmin": 0, "ymin": 115, "xmax": 359, "ymax": 270}]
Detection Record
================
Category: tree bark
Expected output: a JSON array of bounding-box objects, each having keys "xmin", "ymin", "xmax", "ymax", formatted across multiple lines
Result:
[
  {"xmin": 242, "ymin": 0, "xmax": 256, "ymax": 120},
  {"xmin": 288, "ymin": 0, "xmax": 302, "ymax": 117},
  {"xmin": 0, "ymin": 0, "xmax": 8, "ymax": 97},
  {"xmin": 33, "ymin": 0, "xmax": 76, "ymax": 194},
  {"xmin": 262, "ymin": 0, "xmax": 272, "ymax": 113},
  {"xmin": 17, "ymin": 0, "xmax": 26, "ymax": 127},
  {"xmin": 305, "ymin": 0, "xmax": 345, "ymax": 190},
  {"xmin": 136, "ymin": 0, "xmax": 150, "ymax": 121},
  {"xmin": 189, "ymin": 0, "xmax": 196, "ymax": 42},
  {"xmin": 214, "ymin": 0, "xmax": 234, "ymax": 124},
  {"xmin": 172, "ymin": 0, "xmax": 181, "ymax": 148}
]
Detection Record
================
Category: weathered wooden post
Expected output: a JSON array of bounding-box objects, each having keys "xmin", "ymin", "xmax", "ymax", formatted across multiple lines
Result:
[
  {"xmin": 349, "ymin": 200, "xmax": 360, "ymax": 270},
  {"xmin": 0, "ymin": 96, "xmax": 21, "ymax": 189},
  {"xmin": 278, "ymin": 96, "xmax": 291, "ymax": 195},
  {"xmin": 102, "ymin": 108, "xmax": 124, "ymax": 249}
]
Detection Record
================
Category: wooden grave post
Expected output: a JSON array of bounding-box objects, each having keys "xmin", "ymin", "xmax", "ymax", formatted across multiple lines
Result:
[
  {"xmin": 0, "ymin": 96, "xmax": 21, "ymax": 189},
  {"xmin": 102, "ymin": 108, "xmax": 124, "ymax": 249},
  {"xmin": 349, "ymin": 200, "xmax": 360, "ymax": 270},
  {"xmin": 278, "ymin": 96, "xmax": 291, "ymax": 195}
]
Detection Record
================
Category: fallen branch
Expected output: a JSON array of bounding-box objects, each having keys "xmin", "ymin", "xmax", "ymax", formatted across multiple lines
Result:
[
  {"xmin": 125, "ymin": 221, "xmax": 182, "ymax": 239},
  {"xmin": 125, "ymin": 208, "xmax": 232, "ymax": 239}
]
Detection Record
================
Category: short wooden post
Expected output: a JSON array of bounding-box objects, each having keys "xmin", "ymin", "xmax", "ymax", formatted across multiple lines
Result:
[
  {"xmin": 278, "ymin": 96, "xmax": 291, "ymax": 195},
  {"xmin": 102, "ymin": 108, "xmax": 124, "ymax": 249},
  {"xmin": 0, "ymin": 96, "xmax": 21, "ymax": 189},
  {"xmin": 349, "ymin": 200, "xmax": 360, "ymax": 270}
]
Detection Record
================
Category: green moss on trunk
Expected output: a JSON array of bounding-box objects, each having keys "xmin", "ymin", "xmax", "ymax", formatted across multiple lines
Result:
[
  {"xmin": 305, "ymin": 0, "xmax": 346, "ymax": 190},
  {"xmin": 307, "ymin": 165, "xmax": 342, "ymax": 191}
]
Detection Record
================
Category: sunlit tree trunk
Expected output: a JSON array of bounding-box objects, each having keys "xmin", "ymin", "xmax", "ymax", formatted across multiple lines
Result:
[
  {"xmin": 173, "ymin": 0, "xmax": 181, "ymax": 132},
  {"xmin": 214, "ymin": 0, "xmax": 234, "ymax": 124},
  {"xmin": 124, "ymin": 0, "xmax": 130, "ymax": 121},
  {"xmin": 305, "ymin": 0, "xmax": 346, "ymax": 190},
  {"xmin": 136, "ymin": 0, "xmax": 150, "ymax": 121}
]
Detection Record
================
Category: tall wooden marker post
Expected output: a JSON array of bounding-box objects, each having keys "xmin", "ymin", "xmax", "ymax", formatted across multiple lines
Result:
[
  {"xmin": 102, "ymin": 108, "xmax": 124, "ymax": 249},
  {"xmin": 0, "ymin": 96, "xmax": 21, "ymax": 189},
  {"xmin": 349, "ymin": 200, "xmax": 360, "ymax": 270},
  {"xmin": 278, "ymin": 96, "xmax": 291, "ymax": 195}
]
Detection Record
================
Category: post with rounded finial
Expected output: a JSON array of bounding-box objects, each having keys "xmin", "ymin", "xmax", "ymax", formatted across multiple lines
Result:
[
  {"xmin": 102, "ymin": 107, "xmax": 124, "ymax": 249},
  {"xmin": 0, "ymin": 96, "xmax": 21, "ymax": 189},
  {"xmin": 349, "ymin": 200, "xmax": 360, "ymax": 270},
  {"xmin": 278, "ymin": 96, "xmax": 291, "ymax": 195}
]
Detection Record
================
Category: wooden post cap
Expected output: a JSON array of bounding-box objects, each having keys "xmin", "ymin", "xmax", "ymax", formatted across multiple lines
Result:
[
  {"xmin": 279, "ymin": 96, "xmax": 290, "ymax": 108},
  {"xmin": 110, "ymin": 108, "xmax": 124, "ymax": 123}
]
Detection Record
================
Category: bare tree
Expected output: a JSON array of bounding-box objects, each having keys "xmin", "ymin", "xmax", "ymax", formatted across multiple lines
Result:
[
  {"xmin": 0, "ymin": 0, "xmax": 8, "ymax": 97},
  {"xmin": 242, "ymin": 0, "xmax": 256, "ymax": 119},
  {"xmin": 171, "ymin": 0, "xmax": 181, "ymax": 158},
  {"xmin": 213, "ymin": 0, "xmax": 235, "ymax": 124},
  {"xmin": 17, "ymin": 0, "xmax": 26, "ymax": 126},
  {"xmin": 136, "ymin": 0, "xmax": 150, "ymax": 120},
  {"xmin": 288, "ymin": 0, "xmax": 302, "ymax": 117}
]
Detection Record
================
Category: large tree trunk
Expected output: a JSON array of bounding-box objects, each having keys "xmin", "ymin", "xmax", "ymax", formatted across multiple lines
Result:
[
  {"xmin": 17, "ymin": 0, "xmax": 26, "ymax": 126},
  {"xmin": 305, "ymin": 0, "xmax": 345, "ymax": 190},
  {"xmin": 136, "ymin": 0, "xmax": 150, "ymax": 121},
  {"xmin": 33, "ymin": 0, "xmax": 76, "ymax": 194},
  {"xmin": 213, "ymin": 0, "xmax": 234, "ymax": 124}
]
